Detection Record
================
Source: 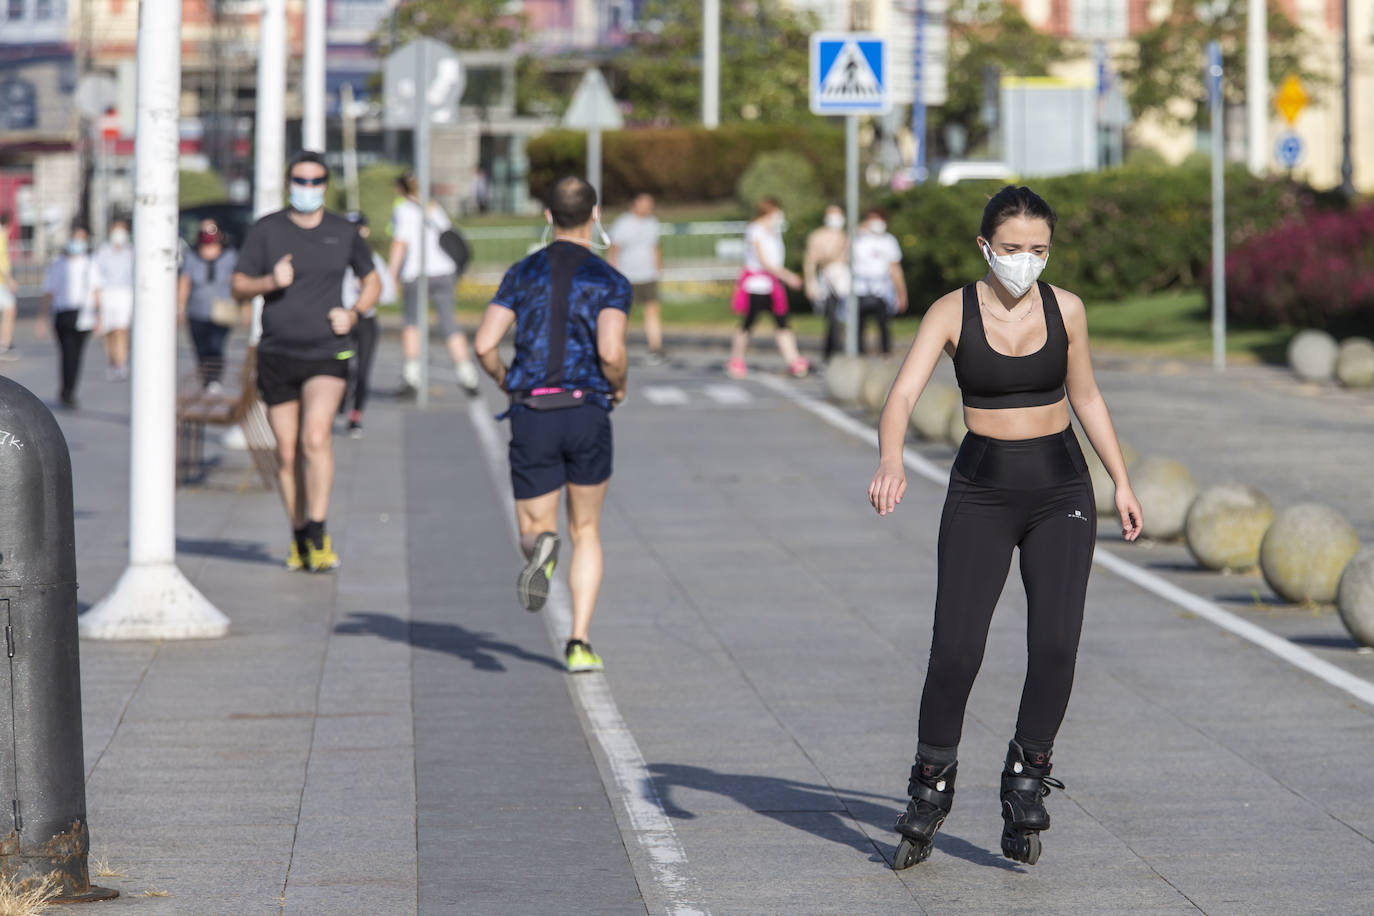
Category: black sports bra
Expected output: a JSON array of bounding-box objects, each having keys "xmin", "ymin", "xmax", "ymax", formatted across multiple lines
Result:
[{"xmin": 952, "ymin": 281, "xmax": 1067, "ymax": 409}]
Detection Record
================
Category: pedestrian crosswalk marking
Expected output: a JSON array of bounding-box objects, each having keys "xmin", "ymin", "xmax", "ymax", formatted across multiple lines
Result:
[
  {"xmin": 819, "ymin": 41, "xmax": 882, "ymax": 103},
  {"xmin": 702, "ymin": 384, "xmax": 752, "ymax": 406},
  {"xmin": 640, "ymin": 384, "xmax": 756, "ymax": 408},
  {"xmin": 643, "ymin": 386, "xmax": 690, "ymax": 406}
]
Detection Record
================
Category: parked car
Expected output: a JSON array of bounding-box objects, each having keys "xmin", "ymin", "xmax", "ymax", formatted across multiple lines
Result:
[{"xmin": 935, "ymin": 160, "xmax": 1016, "ymax": 186}]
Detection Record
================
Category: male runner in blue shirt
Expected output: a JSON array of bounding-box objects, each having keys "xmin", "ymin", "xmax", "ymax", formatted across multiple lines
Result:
[{"xmin": 473, "ymin": 176, "xmax": 630, "ymax": 673}]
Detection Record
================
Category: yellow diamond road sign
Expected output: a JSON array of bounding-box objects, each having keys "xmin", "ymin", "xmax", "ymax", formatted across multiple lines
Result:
[{"xmin": 1275, "ymin": 73, "xmax": 1308, "ymax": 125}]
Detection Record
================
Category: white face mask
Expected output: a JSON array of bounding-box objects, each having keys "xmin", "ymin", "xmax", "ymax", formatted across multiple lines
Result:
[
  {"xmin": 981, "ymin": 241, "xmax": 1048, "ymax": 299},
  {"xmin": 866, "ymin": 219, "xmax": 887, "ymax": 235},
  {"xmin": 824, "ymin": 212, "xmax": 845, "ymax": 230},
  {"xmin": 110, "ymin": 228, "xmax": 130, "ymax": 247}
]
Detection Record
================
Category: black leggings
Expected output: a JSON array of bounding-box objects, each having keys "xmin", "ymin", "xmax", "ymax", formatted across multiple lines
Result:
[
  {"xmin": 53, "ymin": 311, "xmax": 90, "ymax": 402},
  {"xmin": 918, "ymin": 426, "xmax": 1096, "ymax": 752},
  {"xmin": 350, "ymin": 313, "xmax": 378, "ymax": 414},
  {"xmin": 858, "ymin": 296, "xmax": 891, "ymax": 356},
  {"xmin": 740, "ymin": 292, "xmax": 789, "ymax": 331}
]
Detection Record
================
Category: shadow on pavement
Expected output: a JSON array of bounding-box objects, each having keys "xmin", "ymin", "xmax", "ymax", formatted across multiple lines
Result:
[
  {"xmin": 176, "ymin": 536, "xmax": 278, "ymax": 566},
  {"xmin": 1289, "ymin": 634, "xmax": 1363, "ymax": 650},
  {"xmin": 645, "ymin": 762, "xmax": 1017, "ymax": 870},
  {"xmin": 334, "ymin": 612, "xmax": 565, "ymax": 672}
]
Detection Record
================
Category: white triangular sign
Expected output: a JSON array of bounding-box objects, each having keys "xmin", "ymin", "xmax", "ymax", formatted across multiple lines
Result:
[
  {"xmin": 563, "ymin": 69, "xmax": 624, "ymax": 131},
  {"xmin": 819, "ymin": 41, "xmax": 881, "ymax": 102}
]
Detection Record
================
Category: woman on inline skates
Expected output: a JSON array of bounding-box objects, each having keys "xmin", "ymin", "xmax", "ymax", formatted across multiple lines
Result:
[{"xmin": 867, "ymin": 185, "xmax": 1142, "ymax": 868}]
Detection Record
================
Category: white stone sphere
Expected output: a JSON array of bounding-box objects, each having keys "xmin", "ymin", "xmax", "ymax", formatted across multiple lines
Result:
[
  {"xmin": 861, "ymin": 361, "xmax": 901, "ymax": 414},
  {"xmin": 1260, "ymin": 503, "xmax": 1360, "ymax": 605},
  {"xmin": 909, "ymin": 384, "xmax": 961, "ymax": 441},
  {"xmin": 1287, "ymin": 329, "xmax": 1338, "ymax": 382},
  {"xmin": 1337, "ymin": 548, "xmax": 1374, "ymax": 647},
  {"xmin": 824, "ymin": 355, "xmax": 867, "ymax": 404},
  {"xmin": 1132, "ymin": 456, "xmax": 1198, "ymax": 540},
  {"xmin": 1335, "ymin": 337, "xmax": 1374, "ymax": 389},
  {"xmin": 1184, "ymin": 484, "xmax": 1275, "ymax": 571}
]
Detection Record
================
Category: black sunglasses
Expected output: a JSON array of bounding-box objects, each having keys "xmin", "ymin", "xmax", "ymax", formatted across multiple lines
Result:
[{"xmin": 290, "ymin": 176, "xmax": 327, "ymax": 186}]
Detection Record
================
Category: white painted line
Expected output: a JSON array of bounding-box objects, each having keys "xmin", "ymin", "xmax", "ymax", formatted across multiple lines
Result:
[
  {"xmin": 755, "ymin": 374, "xmax": 1374, "ymax": 711},
  {"xmin": 466, "ymin": 399, "xmax": 708, "ymax": 916},
  {"xmin": 643, "ymin": 385, "xmax": 691, "ymax": 406},
  {"xmin": 701, "ymin": 383, "xmax": 753, "ymax": 406}
]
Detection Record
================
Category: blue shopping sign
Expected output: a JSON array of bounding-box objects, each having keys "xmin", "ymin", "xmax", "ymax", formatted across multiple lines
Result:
[
  {"xmin": 810, "ymin": 33, "xmax": 890, "ymax": 116},
  {"xmin": 1275, "ymin": 132, "xmax": 1303, "ymax": 169}
]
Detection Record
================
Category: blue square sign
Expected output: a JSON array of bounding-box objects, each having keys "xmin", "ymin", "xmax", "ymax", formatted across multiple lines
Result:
[{"xmin": 810, "ymin": 33, "xmax": 890, "ymax": 115}]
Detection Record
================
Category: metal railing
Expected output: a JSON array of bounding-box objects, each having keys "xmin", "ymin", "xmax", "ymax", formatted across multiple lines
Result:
[{"xmin": 462, "ymin": 219, "xmax": 749, "ymax": 283}]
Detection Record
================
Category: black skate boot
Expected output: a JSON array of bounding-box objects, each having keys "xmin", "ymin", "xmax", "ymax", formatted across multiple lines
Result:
[
  {"xmin": 892, "ymin": 757, "xmax": 957, "ymax": 869},
  {"xmin": 999, "ymin": 740, "xmax": 1065, "ymax": 865}
]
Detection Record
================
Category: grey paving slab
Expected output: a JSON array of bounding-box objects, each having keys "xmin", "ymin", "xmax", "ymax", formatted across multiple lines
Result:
[{"xmin": 402, "ymin": 406, "xmax": 645, "ymax": 915}]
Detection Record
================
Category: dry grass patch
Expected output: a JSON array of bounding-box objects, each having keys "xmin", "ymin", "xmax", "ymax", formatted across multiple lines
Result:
[
  {"xmin": 89, "ymin": 858, "xmax": 126, "ymax": 879},
  {"xmin": 0, "ymin": 872, "xmax": 60, "ymax": 916},
  {"xmin": 141, "ymin": 887, "xmax": 172, "ymax": 897}
]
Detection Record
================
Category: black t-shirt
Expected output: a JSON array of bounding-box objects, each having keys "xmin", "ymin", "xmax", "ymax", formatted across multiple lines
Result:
[{"xmin": 237, "ymin": 209, "xmax": 375, "ymax": 359}]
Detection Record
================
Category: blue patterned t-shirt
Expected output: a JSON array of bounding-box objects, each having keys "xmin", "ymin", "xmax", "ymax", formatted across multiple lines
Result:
[{"xmin": 492, "ymin": 241, "xmax": 632, "ymax": 413}]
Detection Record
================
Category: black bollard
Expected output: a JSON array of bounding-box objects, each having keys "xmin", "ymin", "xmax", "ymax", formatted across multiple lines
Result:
[{"xmin": 0, "ymin": 376, "xmax": 116, "ymax": 903}]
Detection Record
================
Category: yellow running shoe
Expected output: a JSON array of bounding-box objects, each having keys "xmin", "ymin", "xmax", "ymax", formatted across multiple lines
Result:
[
  {"xmin": 307, "ymin": 534, "xmax": 340, "ymax": 572},
  {"xmin": 286, "ymin": 539, "xmax": 305, "ymax": 571},
  {"xmin": 565, "ymin": 639, "xmax": 604, "ymax": 673}
]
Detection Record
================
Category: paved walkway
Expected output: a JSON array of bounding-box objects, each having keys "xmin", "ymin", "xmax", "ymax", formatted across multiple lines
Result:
[{"xmin": 0, "ymin": 318, "xmax": 1370, "ymax": 914}]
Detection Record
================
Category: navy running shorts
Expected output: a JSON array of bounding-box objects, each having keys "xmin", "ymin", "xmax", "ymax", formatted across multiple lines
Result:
[{"xmin": 509, "ymin": 404, "xmax": 613, "ymax": 500}]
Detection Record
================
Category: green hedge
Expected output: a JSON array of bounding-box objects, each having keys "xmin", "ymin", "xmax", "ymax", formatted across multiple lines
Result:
[
  {"xmin": 527, "ymin": 124, "xmax": 845, "ymax": 207},
  {"xmin": 883, "ymin": 162, "xmax": 1315, "ymax": 307}
]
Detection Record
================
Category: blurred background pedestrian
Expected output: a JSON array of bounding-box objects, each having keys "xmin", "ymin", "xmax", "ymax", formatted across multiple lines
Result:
[
  {"xmin": 93, "ymin": 216, "xmax": 134, "ymax": 380},
  {"xmin": 38, "ymin": 224, "xmax": 97, "ymax": 408},
  {"xmin": 608, "ymin": 192, "xmax": 666, "ymax": 364},
  {"xmin": 727, "ymin": 197, "xmax": 807, "ymax": 379},
  {"xmin": 804, "ymin": 204, "xmax": 850, "ymax": 363},
  {"xmin": 177, "ymin": 218, "xmax": 243, "ymax": 392}
]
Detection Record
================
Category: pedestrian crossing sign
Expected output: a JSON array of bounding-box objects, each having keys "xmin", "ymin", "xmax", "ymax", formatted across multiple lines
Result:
[{"xmin": 810, "ymin": 33, "xmax": 890, "ymax": 115}]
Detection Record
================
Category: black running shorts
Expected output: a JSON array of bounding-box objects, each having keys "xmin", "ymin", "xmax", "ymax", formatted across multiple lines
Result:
[
  {"xmin": 256, "ymin": 350, "xmax": 349, "ymax": 406},
  {"xmin": 508, "ymin": 404, "xmax": 613, "ymax": 500}
]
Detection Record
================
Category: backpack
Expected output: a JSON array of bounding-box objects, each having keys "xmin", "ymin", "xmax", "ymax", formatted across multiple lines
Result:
[{"xmin": 425, "ymin": 209, "xmax": 470, "ymax": 276}]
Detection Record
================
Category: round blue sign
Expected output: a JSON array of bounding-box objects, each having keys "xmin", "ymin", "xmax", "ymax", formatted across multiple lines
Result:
[{"xmin": 1275, "ymin": 132, "xmax": 1303, "ymax": 169}]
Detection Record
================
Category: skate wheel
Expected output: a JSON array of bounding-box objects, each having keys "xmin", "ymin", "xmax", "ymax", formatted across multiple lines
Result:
[
  {"xmin": 893, "ymin": 835, "xmax": 932, "ymax": 870},
  {"xmin": 1025, "ymin": 833, "xmax": 1041, "ymax": 865}
]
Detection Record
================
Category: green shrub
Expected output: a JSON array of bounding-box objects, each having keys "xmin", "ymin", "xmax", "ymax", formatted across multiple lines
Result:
[
  {"xmin": 527, "ymin": 124, "xmax": 844, "ymax": 206},
  {"xmin": 736, "ymin": 151, "xmax": 824, "ymax": 227},
  {"xmin": 179, "ymin": 171, "xmax": 229, "ymax": 208},
  {"xmin": 883, "ymin": 161, "xmax": 1313, "ymax": 305}
]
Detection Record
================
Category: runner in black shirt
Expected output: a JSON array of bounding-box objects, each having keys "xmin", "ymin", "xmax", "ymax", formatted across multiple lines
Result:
[{"xmin": 233, "ymin": 150, "xmax": 381, "ymax": 572}]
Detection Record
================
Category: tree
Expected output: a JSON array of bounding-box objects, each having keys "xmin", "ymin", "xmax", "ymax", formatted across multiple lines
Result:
[
  {"xmin": 609, "ymin": 0, "xmax": 819, "ymax": 125},
  {"xmin": 927, "ymin": 0, "xmax": 1070, "ymax": 158},
  {"xmin": 1118, "ymin": 0, "xmax": 1318, "ymax": 126},
  {"xmin": 379, "ymin": 0, "xmax": 524, "ymax": 53}
]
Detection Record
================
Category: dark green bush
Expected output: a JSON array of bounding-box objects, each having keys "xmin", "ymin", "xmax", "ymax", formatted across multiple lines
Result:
[
  {"xmin": 882, "ymin": 161, "xmax": 1314, "ymax": 306},
  {"xmin": 737, "ymin": 151, "xmax": 824, "ymax": 226},
  {"xmin": 527, "ymin": 124, "xmax": 844, "ymax": 206}
]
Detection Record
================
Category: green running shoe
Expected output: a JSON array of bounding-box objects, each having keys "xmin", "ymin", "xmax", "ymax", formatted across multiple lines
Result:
[
  {"xmin": 517, "ymin": 532, "xmax": 559, "ymax": 611},
  {"xmin": 565, "ymin": 639, "xmax": 604, "ymax": 673}
]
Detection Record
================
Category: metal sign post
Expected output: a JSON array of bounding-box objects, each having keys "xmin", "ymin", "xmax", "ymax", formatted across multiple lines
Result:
[
  {"xmin": 384, "ymin": 39, "xmax": 464, "ymax": 407},
  {"xmin": 563, "ymin": 69, "xmax": 623, "ymax": 199},
  {"xmin": 810, "ymin": 33, "xmax": 891, "ymax": 358},
  {"xmin": 1207, "ymin": 41, "xmax": 1226, "ymax": 373}
]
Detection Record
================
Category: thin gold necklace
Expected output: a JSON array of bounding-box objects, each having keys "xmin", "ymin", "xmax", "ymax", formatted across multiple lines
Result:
[{"xmin": 979, "ymin": 288, "xmax": 1038, "ymax": 323}]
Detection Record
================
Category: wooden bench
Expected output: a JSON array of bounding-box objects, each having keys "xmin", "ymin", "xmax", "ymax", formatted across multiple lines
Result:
[{"xmin": 176, "ymin": 348, "xmax": 279, "ymax": 488}]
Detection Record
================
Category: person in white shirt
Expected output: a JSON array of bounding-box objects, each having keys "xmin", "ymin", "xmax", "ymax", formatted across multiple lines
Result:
[
  {"xmin": 608, "ymin": 193, "xmax": 666, "ymax": 363},
  {"xmin": 92, "ymin": 216, "xmax": 135, "ymax": 379},
  {"xmin": 727, "ymin": 197, "xmax": 808, "ymax": 379},
  {"xmin": 37, "ymin": 226, "xmax": 98, "ymax": 408},
  {"xmin": 851, "ymin": 208, "xmax": 908, "ymax": 356},
  {"xmin": 342, "ymin": 211, "xmax": 397, "ymax": 437},
  {"xmin": 387, "ymin": 172, "xmax": 480, "ymax": 397}
]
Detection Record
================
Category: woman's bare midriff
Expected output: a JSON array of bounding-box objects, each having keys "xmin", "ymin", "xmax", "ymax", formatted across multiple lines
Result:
[{"xmin": 964, "ymin": 399, "xmax": 1071, "ymax": 441}]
